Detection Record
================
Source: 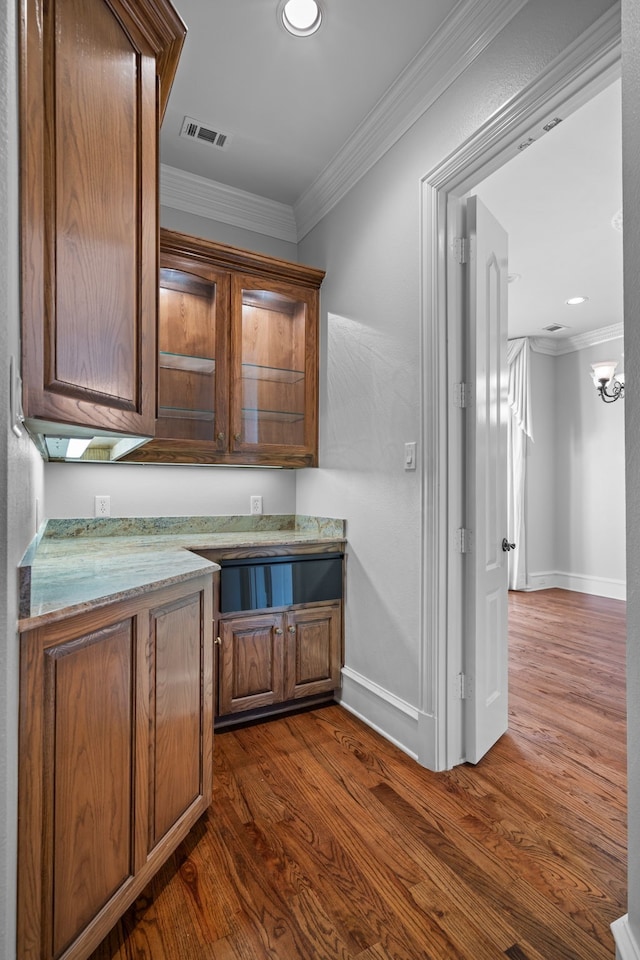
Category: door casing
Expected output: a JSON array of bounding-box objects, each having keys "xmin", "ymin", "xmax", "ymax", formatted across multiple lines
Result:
[{"xmin": 416, "ymin": 6, "xmax": 621, "ymax": 772}]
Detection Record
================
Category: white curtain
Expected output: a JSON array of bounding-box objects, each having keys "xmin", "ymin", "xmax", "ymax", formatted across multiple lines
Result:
[{"xmin": 507, "ymin": 338, "xmax": 534, "ymax": 590}]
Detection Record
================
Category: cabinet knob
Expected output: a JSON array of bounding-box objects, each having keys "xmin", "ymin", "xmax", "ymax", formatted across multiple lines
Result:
[
  {"xmin": 234, "ymin": 433, "xmax": 242, "ymax": 442},
  {"xmin": 214, "ymin": 637, "xmax": 222, "ymax": 645},
  {"xmin": 217, "ymin": 433, "xmax": 225, "ymax": 443},
  {"xmin": 288, "ymin": 625, "xmax": 296, "ymax": 633},
  {"xmin": 275, "ymin": 627, "xmax": 283, "ymax": 635}
]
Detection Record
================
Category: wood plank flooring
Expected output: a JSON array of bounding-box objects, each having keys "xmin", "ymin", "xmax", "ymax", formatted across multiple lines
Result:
[{"xmin": 90, "ymin": 588, "xmax": 627, "ymax": 959}]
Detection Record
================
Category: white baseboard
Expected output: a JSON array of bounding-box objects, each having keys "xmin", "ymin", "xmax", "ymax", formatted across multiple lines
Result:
[
  {"xmin": 612, "ymin": 915, "xmax": 640, "ymax": 960},
  {"xmin": 338, "ymin": 666, "xmax": 421, "ymax": 763},
  {"xmin": 525, "ymin": 570, "xmax": 626, "ymax": 600}
]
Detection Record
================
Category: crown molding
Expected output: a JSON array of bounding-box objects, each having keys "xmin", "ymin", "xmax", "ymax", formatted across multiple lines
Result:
[
  {"xmin": 293, "ymin": 0, "xmax": 529, "ymax": 239},
  {"xmin": 159, "ymin": 164, "xmax": 297, "ymax": 243},
  {"xmin": 531, "ymin": 323, "xmax": 623, "ymax": 356},
  {"xmin": 160, "ymin": 2, "xmax": 620, "ymax": 245}
]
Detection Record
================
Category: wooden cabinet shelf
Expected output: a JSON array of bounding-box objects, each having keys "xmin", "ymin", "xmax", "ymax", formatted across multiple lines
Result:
[
  {"xmin": 241, "ymin": 362, "xmax": 305, "ymax": 384},
  {"xmin": 241, "ymin": 407, "xmax": 305, "ymax": 424},
  {"xmin": 158, "ymin": 406, "xmax": 215, "ymax": 421}
]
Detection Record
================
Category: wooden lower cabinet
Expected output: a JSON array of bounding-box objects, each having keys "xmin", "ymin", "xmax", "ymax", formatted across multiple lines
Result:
[
  {"xmin": 18, "ymin": 575, "xmax": 213, "ymax": 960},
  {"xmin": 217, "ymin": 601, "xmax": 342, "ymax": 717}
]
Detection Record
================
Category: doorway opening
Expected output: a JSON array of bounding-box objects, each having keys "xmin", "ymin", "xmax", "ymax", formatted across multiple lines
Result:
[{"xmin": 418, "ymin": 8, "xmax": 622, "ymax": 772}]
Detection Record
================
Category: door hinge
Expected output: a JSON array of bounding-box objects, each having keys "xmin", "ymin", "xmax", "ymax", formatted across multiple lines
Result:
[
  {"xmin": 453, "ymin": 237, "xmax": 470, "ymax": 264},
  {"xmin": 454, "ymin": 673, "xmax": 474, "ymax": 699},
  {"xmin": 453, "ymin": 382, "xmax": 473, "ymax": 408},
  {"xmin": 455, "ymin": 528, "xmax": 473, "ymax": 553}
]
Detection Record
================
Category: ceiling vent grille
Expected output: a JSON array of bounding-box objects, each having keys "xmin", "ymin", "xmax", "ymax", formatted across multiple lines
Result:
[
  {"xmin": 542, "ymin": 323, "xmax": 568, "ymax": 333},
  {"xmin": 180, "ymin": 116, "xmax": 231, "ymax": 150}
]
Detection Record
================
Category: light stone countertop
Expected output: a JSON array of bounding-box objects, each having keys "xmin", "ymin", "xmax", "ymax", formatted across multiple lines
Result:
[{"xmin": 18, "ymin": 515, "xmax": 346, "ymax": 631}]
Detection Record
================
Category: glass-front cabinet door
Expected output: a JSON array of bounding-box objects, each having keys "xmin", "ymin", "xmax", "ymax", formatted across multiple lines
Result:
[
  {"xmin": 230, "ymin": 274, "xmax": 318, "ymax": 460},
  {"xmin": 156, "ymin": 258, "xmax": 229, "ymax": 450}
]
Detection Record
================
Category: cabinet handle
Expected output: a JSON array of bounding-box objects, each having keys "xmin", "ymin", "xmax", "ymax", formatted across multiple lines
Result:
[
  {"xmin": 214, "ymin": 637, "xmax": 222, "ymax": 645},
  {"xmin": 217, "ymin": 433, "xmax": 225, "ymax": 443},
  {"xmin": 275, "ymin": 627, "xmax": 283, "ymax": 635},
  {"xmin": 288, "ymin": 625, "xmax": 296, "ymax": 633},
  {"xmin": 234, "ymin": 433, "xmax": 242, "ymax": 442}
]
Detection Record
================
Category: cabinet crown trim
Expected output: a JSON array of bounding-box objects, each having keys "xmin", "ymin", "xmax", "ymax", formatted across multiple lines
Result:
[{"xmin": 160, "ymin": 229, "xmax": 325, "ymax": 289}]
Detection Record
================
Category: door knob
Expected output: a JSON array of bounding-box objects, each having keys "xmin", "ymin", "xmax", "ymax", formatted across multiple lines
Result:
[{"xmin": 502, "ymin": 538, "xmax": 516, "ymax": 552}]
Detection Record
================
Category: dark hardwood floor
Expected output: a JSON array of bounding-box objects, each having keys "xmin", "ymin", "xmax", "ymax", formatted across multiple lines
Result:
[{"xmin": 91, "ymin": 588, "xmax": 627, "ymax": 959}]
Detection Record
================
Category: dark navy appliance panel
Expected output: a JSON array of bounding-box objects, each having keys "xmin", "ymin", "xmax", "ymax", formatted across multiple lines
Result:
[{"xmin": 220, "ymin": 554, "xmax": 343, "ymax": 613}]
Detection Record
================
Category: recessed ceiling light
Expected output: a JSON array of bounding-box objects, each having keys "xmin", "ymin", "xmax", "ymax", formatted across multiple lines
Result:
[
  {"xmin": 279, "ymin": 0, "xmax": 323, "ymax": 36},
  {"xmin": 565, "ymin": 296, "xmax": 589, "ymax": 306}
]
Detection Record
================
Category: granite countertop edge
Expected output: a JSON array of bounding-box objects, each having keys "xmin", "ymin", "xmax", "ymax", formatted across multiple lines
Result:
[{"xmin": 18, "ymin": 515, "xmax": 346, "ymax": 632}]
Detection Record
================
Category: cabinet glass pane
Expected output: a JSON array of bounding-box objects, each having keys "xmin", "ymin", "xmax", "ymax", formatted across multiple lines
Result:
[
  {"xmin": 240, "ymin": 288, "xmax": 306, "ymax": 446},
  {"xmin": 157, "ymin": 269, "xmax": 217, "ymax": 441}
]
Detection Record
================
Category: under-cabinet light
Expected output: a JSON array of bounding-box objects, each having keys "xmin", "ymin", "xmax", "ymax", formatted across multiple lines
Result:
[{"xmin": 65, "ymin": 438, "xmax": 93, "ymax": 458}]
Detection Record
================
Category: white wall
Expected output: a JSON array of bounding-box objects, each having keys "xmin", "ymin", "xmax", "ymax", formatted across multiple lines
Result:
[
  {"xmin": 160, "ymin": 204, "xmax": 298, "ymax": 262},
  {"xmin": 526, "ymin": 349, "xmax": 557, "ymax": 581},
  {"xmin": 0, "ymin": 3, "xmax": 45, "ymax": 956},
  {"xmin": 296, "ymin": 0, "xmax": 618, "ymax": 757},
  {"xmin": 525, "ymin": 340, "xmax": 626, "ymax": 597},
  {"xmin": 620, "ymin": 0, "xmax": 640, "ymax": 952},
  {"xmin": 44, "ymin": 462, "xmax": 296, "ymax": 518},
  {"xmin": 554, "ymin": 340, "xmax": 626, "ymax": 595}
]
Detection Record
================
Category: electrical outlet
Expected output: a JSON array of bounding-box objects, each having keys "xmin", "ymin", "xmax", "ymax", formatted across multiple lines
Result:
[
  {"xmin": 94, "ymin": 495, "xmax": 111, "ymax": 517},
  {"xmin": 250, "ymin": 495, "xmax": 263, "ymax": 515}
]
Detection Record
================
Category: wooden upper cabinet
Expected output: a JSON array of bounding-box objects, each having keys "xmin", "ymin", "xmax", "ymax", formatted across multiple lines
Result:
[
  {"xmin": 20, "ymin": 0, "xmax": 186, "ymax": 436},
  {"xmin": 123, "ymin": 229, "xmax": 325, "ymax": 467}
]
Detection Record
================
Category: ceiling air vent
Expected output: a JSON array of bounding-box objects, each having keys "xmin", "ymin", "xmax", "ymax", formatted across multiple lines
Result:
[
  {"xmin": 179, "ymin": 116, "xmax": 231, "ymax": 150},
  {"xmin": 542, "ymin": 323, "xmax": 568, "ymax": 333}
]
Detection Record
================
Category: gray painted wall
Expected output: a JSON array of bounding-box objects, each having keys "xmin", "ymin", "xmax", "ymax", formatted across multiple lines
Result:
[
  {"xmin": 526, "ymin": 341, "xmax": 626, "ymax": 597},
  {"xmin": 526, "ymin": 350, "xmax": 557, "ymax": 580},
  {"xmin": 160, "ymin": 204, "xmax": 298, "ymax": 261},
  {"xmin": 554, "ymin": 340, "xmax": 626, "ymax": 591}
]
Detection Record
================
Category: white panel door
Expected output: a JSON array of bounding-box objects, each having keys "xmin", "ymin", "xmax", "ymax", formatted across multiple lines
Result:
[{"xmin": 464, "ymin": 195, "xmax": 509, "ymax": 764}]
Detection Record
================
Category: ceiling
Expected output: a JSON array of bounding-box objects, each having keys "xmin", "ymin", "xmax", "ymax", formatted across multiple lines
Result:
[
  {"xmin": 474, "ymin": 79, "xmax": 622, "ymax": 342},
  {"xmin": 160, "ymin": 2, "xmax": 622, "ymax": 344},
  {"xmin": 161, "ymin": 0, "xmax": 461, "ymax": 206}
]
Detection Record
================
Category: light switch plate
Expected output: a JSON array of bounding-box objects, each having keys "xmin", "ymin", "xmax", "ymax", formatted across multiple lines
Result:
[{"xmin": 404, "ymin": 442, "xmax": 417, "ymax": 471}]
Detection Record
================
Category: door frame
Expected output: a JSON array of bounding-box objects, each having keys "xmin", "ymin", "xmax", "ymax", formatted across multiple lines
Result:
[{"xmin": 417, "ymin": 5, "xmax": 621, "ymax": 772}]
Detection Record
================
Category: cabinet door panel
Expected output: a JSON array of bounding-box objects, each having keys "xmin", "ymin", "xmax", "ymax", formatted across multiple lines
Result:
[
  {"xmin": 21, "ymin": 0, "xmax": 158, "ymax": 434},
  {"xmin": 231, "ymin": 275, "xmax": 318, "ymax": 458},
  {"xmin": 156, "ymin": 262, "xmax": 230, "ymax": 446},
  {"xmin": 48, "ymin": 620, "xmax": 135, "ymax": 957},
  {"xmin": 219, "ymin": 614, "xmax": 284, "ymax": 714},
  {"xmin": 149, "ymin": 592, "xmax": 204, "ymax": 848},
  {"xmin": 54, "ymin": 0, "xmax": 138, "ymax": 402},
  {"xmin": 285, "ymin": 604, "xmax": 342, "ymax": 700}
]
